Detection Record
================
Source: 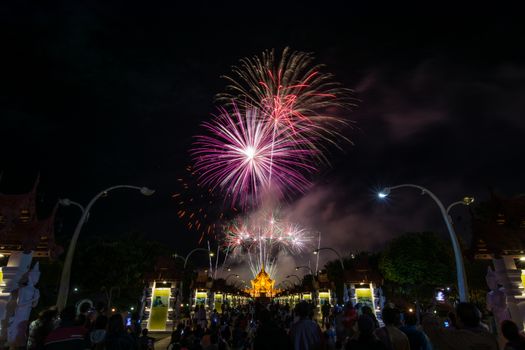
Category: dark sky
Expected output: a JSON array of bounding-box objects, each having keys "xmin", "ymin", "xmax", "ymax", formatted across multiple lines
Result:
[{"xmin": 1, "ymin": 4, "xmax": 525, "ymax": 277}]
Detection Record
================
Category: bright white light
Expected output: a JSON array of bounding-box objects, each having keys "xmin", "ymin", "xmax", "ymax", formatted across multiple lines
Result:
[
  {"xmin": 378, "ymin": 192, "xmax": 388, "ymax": 198},
  {"xmin": 244, "ymin": 146, "xmax": 256, "ymax": 160},
  {"xmin": 520, "ymin": 257, "xmax": 525, "ymax": 261}
]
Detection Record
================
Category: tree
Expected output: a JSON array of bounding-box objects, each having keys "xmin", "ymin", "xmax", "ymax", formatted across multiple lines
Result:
[
  {"xmin": 379, "ymin": 232, "xmax": 455, "ymax": 303},
  {"xmin": 323, "ymin": 253, "xmax": 364, "ymax": 303},
  {"xmin": 70, "ymin": 233, "xmax": 169, "ymax": 310}
]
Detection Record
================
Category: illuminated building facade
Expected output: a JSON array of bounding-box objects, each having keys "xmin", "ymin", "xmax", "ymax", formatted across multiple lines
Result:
[
  {"xmin": 0, "ymin": 176, "xmax": 61, "ymax": 345},
  {"xmin": 246, "ymin": 265, "xmax": 279, "ymax": 298},
  {"xmin": 470, "ymin": 194, "xmax": 525, "ymax": 335},
  {"xmin": 344, "ymin": 256, "xmax": 384, "ymax": 316},
  {"xmin": 141, "ymin": 257, "xmax": 181, "ymax": 332}
]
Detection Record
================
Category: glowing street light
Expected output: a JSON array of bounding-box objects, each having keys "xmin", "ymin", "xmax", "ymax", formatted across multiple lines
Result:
[
  {"xmin": 295, "ymin": 266, "xmax": 314, "ymax": 274},
  {"xmin": 378, "ymin": 191, "xmax": 389, "ymax": 199},
  {"xmin": 378, "ymin": 184, "xmax": 474, "ymax": 302},
  {"xmin": 225, "ymin": 274, "xmax": 240, "ymax": 282}
]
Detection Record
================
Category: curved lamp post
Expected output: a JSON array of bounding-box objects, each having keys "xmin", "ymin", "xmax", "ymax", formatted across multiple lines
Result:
[
  {"xmin": 174, "ymin": 248, "xmax": 213, "ymax": 315},
  {"xmin": 281, "ymin": 279, "xmax": 294, "ymax": 288},
  {"xmin": 225, "ymin": 274, "xmax": 240, "ymax": 282},
  {"xmin": 314, "ymin": 247, "xmax": 345, "ymax": 270},
  {"xmin": 314, "ymin": 246, "xmax": 348, "ymax": 303},
  {"xmin": 286, "ymin": 274, "xmax": 302, "ymax": 285},
  {"xmin": 57, "ymin": 185, "xmax": 155, "ymax": 310},
  {"xmin": 378, "ymin": 184, "xmax": 474, "ymax": 302},
  {"xmin": 232, "ymin": 280, "xmax": 246, "ymax": 290},
  {"xmin": 296, "ymin": 266, "xmax": 314, "ymax": 275}
]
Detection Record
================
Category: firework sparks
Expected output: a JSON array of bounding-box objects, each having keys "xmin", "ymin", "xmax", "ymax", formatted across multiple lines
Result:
[
  {"xmin": 222, "ymin": 212, "xmax": 313, "ymax": 278},
  {"xmin": 192, "ymin": 106, "xmax": 317, "ymax": 207},
  {"xmin": 216, "ymin": 47, "xmax": 355, "ymax": 152},
  {"xmin": 173, "ymin": 165, "xmax": 237, "ymax": 243}
]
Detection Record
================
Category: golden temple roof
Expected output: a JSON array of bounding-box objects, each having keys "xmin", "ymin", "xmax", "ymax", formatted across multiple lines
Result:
[{"xmin": 245, "ymin": 265, "xmax": 279, "ymax": 298}]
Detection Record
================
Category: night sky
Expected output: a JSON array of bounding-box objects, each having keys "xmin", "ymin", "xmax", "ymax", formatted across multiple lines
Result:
[{"xmin": 2, "ymin": 4, "xmax": 525, "ymax": 279}]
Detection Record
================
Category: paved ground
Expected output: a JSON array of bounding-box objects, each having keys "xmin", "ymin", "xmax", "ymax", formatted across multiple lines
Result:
[{"xmin": 154, "ymin": 336, "xmax": 172, "ymax": 349}]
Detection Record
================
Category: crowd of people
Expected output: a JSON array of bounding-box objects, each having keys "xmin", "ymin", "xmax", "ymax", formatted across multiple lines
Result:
[
  {"xmin": 21, "ymin": 300, "xmax": 525, "ymax": 350},
  {"xmin": 25, "ymin": 303, "xmax": 153, "ymax": 350},
  {"xmin": 167, "ymin": 301, "xmax": 525, "ymax": 350}
]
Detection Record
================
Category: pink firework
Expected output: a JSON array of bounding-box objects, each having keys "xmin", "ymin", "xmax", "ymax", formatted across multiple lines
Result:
[
  {"xmin": 223, "ymin": 214, "xmax": 312, "ymax": 256},
  {"xmin": 216, "ymin": 47, "xmax": 356, "ymax": 153},
  {"xmin": 191, "ymin": 106, "xmax": 317, "ymax": 207}
]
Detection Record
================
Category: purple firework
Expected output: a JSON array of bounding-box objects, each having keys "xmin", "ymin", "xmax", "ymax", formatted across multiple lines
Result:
[{"xmin": 192, "ymin": 106, "xmax": 317, "ymax": 207}]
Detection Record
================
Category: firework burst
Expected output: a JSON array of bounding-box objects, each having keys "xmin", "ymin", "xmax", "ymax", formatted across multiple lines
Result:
[
  {"xmin": 222, "ymin": 212, "xmax": 312, "ymax": 278},
  {"xmin": 191, "ymin": 106, "xmax": 317, "ymax": 207},
  {"xmin": 216, "ymin": 47, "xmax": 355, "ymax": 152}
]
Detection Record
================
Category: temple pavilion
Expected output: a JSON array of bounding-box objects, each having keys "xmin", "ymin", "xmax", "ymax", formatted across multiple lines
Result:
[
  {"xmin": 0, "ymin": 175, "xmax": 61, "ymax": 259},
  {"xmin": 245, "ymin": 265, "xmax": 279, "ymax": 298}
]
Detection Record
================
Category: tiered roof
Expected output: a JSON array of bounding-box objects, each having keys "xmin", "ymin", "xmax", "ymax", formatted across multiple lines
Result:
[
  {"xmin": 246, "ymin": 265, "xmax": 278, "ymax": 298},
  {"xmin": 470, "ymin": 193, "xmax": 525, "ymax": 258},
  {"xmin": 0, "ymin": 176, "xmax": 61, "ymax": 258},
  {"xmin": 344, "ymin": 255, "xmax": 383, "ymax": 285},
  {"xmin": 143, "ymin": 256, "xmax": 183, "ymax": 282}
]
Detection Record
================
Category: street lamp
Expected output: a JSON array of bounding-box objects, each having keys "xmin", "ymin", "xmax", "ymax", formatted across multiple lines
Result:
[
  {"xmin": 225, "ymin": 274, "xmax": 240, "ymax": 282},
  {"xmin": 174, "ymin": 248, "xmax": 213, "ymax": 315},
  {"xmin": 177, "ymin": 248, "xmax": 214, "ymax": 270},
  {"xmin": 286, "ymin": 274, "xmax": 302, "ymax": 285},
  {"xmin": 378, "ymin": 184, "xmax": 474, "ymax": 302},
  {"xmin": 233, "ymin": 280, "xmax": 246, "ymax": 290},
  {"xmin": 57, "ymin": 185, "xmax": 154, "ymax": 310},
  {"xmin": 313, "ymin": 247, "xmax": 345, "ymax": 270},
  {"xmin": 296, "ymin": 266, "xmax": 314, "ymax": 274},
  {"xmin": 314, "ymin": 247, "xmax": 348, "ymax": 303},
  {"xmin": 281, "ymin": 280, "xmax": 294, "ymax": 288}
]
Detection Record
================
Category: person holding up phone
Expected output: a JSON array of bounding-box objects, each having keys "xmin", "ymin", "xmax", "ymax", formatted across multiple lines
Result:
[{"xmin": 422, "ymin": 302, "xmax": 498, "ymax": 350}]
